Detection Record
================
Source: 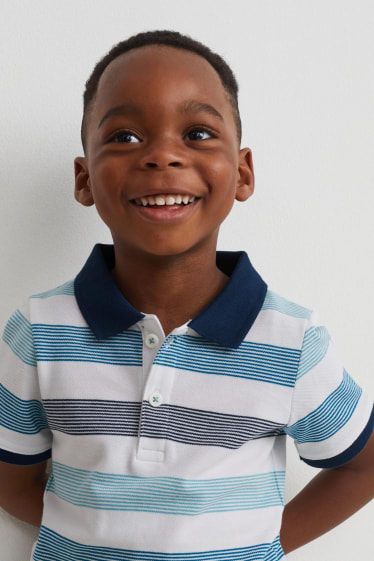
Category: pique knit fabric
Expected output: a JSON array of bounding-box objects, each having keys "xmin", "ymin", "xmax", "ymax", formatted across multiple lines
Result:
[{"xmin": 1, "ymin": 243, "xmax": 373, "ymax": 561}]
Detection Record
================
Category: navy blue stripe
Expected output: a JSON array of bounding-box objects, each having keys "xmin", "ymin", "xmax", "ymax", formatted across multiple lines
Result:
[
  {"xmin": 0, "ymin": 447, "xmax": 51, "ymax": 465},
  {"xmin": 42, "ymin": 398, "xmax": 285, "ymax": 449},
  {"xmin": 301, "ymin": 403, "xmax": 374, "ymax": 468}
]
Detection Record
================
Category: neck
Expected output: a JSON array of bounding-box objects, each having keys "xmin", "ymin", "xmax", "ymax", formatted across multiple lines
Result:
[{"xmin": 110, "ymin": 243, "xmax": 229, "ymax": 333}]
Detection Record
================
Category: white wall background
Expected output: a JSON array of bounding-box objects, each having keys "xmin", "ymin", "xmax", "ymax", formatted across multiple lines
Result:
[{"xmin": 0, "ymin": 0, "xmax": 373, "ymax": 559}]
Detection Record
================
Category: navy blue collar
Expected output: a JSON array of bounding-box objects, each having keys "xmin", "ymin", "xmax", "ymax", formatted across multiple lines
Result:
[{"xmin": 74, "ymin": 243, "xmax": 267, "ymax": 349}]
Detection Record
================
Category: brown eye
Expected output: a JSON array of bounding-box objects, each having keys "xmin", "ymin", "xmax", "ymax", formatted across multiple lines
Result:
[
  {"xmin": 109, "ymin": 131, "xmax": 141, "ymax": 143},
  {"xmin": 186, "ymin": 127, "xmax": 215, "ymax": 141}
]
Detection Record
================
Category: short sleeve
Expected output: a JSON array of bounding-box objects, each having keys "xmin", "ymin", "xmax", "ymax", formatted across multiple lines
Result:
[
  {"xmin": 284, "ymin": 310, "xmax": 374, "ymax": 468},
  {"xmin": 0, "ymin": 299, "xmax": 52, "ymax": 465}
]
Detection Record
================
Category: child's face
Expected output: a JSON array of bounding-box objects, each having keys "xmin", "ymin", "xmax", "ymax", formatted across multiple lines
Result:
[{"xmin": 74, "ymin": 45, "xmax": 254, "ymax": 257}]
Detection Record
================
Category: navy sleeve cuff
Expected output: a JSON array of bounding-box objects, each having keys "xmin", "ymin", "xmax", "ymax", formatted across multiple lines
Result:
[
  {"xmin": 300, "ymin": 403, "xmax": 374, "ymax": 469},
  {"xmin": 0, "ymin": 448, "xmax": 52, "ymax": 465}
]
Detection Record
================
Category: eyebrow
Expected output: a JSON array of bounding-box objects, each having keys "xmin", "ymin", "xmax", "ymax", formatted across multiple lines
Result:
[{"xmin": 97, "ymin": 99, "xmax": 224, "ymax": 129}]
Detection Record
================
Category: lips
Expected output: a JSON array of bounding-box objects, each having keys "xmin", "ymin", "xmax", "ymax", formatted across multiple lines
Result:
[
  {"xmin": 129, "ymin": 192, "xmax": 199, "ymax": 201},
  {"xmin": 129, "ymin": 197, "xmax": 201, "ymax": 223}
]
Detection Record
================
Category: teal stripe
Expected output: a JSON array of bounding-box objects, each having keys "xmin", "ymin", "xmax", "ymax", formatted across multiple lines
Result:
[
  {"xmin": 0, "ymin": 383, "xmax": 49, "ymax": 434},
  {"xmin": 32, "ymin": 325, "xmax": 142, "ymax": 366},
  {"xmin": 2, "ymin": 309, "xmax": 36, "ymax": 367},
  {"xmin": 47, "ymin": 461, "xmax": 285, "ymax": 514},
  {"xmin": 265, "ymin": 535, "xmax": 285, "ymax": 560},
  {"xmin": 31, "ymin": 279, "xmax": 75, "ymax": 298},
  {"xmin": 296, "ymin": 326, "xmax": 330, "ymax": 380},
  {"xmin": 285, "ymin": 369, "xmax": 362, "ymax": 443},
  {"xmin": 262, "ymin": 290, "xmax": 311, "ymax": 320},
  {"xmin": 33, "ymin": 526, "xmax": 284, "ymax": 560},
  {"xmin": 30, "ymin": 325, "xmax": 299, "ymax": 387},
  {"xmin": 155, "ymin": 335, "xmax": 300, "ymax": 387}
]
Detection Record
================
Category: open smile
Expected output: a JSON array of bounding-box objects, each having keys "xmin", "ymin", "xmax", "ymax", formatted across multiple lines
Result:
[{"xmin": 129, "ymin": 197, "xmax": 201, "ymax": 223}]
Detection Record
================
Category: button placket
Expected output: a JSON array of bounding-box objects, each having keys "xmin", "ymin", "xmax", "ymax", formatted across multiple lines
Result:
[{"xmin": 137, "ymin": 321, "xmax": 177, "ymax": 462}]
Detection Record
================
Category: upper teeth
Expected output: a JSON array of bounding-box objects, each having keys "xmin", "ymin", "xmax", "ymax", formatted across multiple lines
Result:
[{"xmin": 133, "ymin": 194, "xmax": 197, "ymax": 206}]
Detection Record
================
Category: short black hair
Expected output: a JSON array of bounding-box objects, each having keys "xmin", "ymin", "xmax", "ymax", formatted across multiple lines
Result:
[{"xmin": 80, "ymin": 29, "xmax": 242, "ymax": 153}]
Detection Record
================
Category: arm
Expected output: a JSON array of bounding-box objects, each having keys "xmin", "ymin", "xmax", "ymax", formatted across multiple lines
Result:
[
  {"xmin": 279, "ymin": 430, "xmax": 374, "ymax": 554},
  {"xmin": 0, "ymin": 460, "xmax": 49, "ymax": 528}
]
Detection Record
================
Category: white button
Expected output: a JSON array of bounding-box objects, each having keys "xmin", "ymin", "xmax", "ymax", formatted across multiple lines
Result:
[
  {"xmin": 149, "ymin": 391, "xmax": 163, "ymax": 407},
  {"xmin": 145, "ymin": 333, "xmax": 159, "ymax": 349}
]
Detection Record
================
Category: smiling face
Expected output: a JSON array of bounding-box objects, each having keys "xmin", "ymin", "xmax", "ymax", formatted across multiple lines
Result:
[{"xmin": 74, "ymin": 45, "xmax": 254, "ymax": 258}]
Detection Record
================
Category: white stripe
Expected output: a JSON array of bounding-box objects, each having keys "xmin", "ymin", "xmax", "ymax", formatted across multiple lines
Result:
[
  {"xmin": 0, "ymin": 424, "xmax": 51, "ymax": 455},
  {"xmin": 35, "ymin": 361, "xmax": 293, "ymax": 423},
  {"xmin": 30, "ymin": 290, "xmax": 86, "ymax": 326},
  {"xmin": 246, "ymin": 308, "xmax": 307, "ymax": 349},
  {"xmin": 51, "ymin": 433, "xmax": 285, "ymax": 478}
]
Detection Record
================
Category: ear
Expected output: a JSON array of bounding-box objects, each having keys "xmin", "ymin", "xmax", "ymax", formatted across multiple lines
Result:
[
  {"xmin": 74, "ymin": 157, "xmax": 94, "ymax": 206},
  {"xmin": 235, "ymin": 148, "xmax": 255, "ymax": 202}
]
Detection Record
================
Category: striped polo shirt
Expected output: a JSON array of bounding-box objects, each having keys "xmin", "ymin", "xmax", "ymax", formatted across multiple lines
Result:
[{"xmin": 1, "ymin": 243, "xmax": 373, "ymax": 561}]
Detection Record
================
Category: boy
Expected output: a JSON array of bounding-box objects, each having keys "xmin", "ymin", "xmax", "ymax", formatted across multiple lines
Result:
[{"xmin": 0, "ymin": 29, "xmax": 373, "ymax": 561}]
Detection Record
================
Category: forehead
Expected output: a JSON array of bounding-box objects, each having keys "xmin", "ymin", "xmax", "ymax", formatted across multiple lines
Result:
[{"xmin": 92, "ymin": 45, "xmax": 231, "ymax": 120}]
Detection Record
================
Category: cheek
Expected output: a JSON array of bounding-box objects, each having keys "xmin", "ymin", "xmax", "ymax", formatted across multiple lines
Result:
[
  {"xmin": 87, "ymin": 159, "xmax": 128, "ymax": 218},
  {"xmin": 90, "ymin": 159, "xmax": 129, "ymax": 208},
  {"xmin": 206, "ymin": 156, "xmax": 237, "ymax": 216},
  {"xmin": 204, "ymin": 151, "xmax": 237, "ymax": 186},
  {"xmin": 90, "ymin": 158, "xmax": 124, "ymax": 189}
]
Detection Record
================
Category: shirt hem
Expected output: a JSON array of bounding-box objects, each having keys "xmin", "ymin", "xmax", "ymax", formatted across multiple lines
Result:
[
  {"xmin": 0, "ymin": 447, "xmax": 52, "ymax": 465},
  {"xmin": 300, "ymin": 403, "xmax": 374, "ymax": 468}
]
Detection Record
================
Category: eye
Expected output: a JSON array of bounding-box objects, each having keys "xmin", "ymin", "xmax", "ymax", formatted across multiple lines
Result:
[
  {"xmin": 185, "ymin": 127, "xmax": 215, "ymax": 141},
  {"xmin": 107, "ymin": 126, "xmax": 216, "ymax": 144},
  {"xmin": 108, "ymin": 130, "xmax": 141, "ymax": 143}
]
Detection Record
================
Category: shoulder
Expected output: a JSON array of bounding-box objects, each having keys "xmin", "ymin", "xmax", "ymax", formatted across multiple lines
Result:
[
  {"xmin": 25, "ymin": 278, "xmax": 77, "ymax": 324},
  {"xmin": 2, "ymin": 278, "xmax": 77, "ymax": 344},
  {"xmin": 252, "ymin": 288, "xmax": 315, "ymax": 351},
  {"xmin": 30, "ymin": 278, "xmax": 75, "ymax": 300},
  {"xmin": 261, "ymin": 288, "xmax": 312, "ymax": 320}
]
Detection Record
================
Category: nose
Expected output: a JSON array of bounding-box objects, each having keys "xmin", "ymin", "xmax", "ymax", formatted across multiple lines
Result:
[
  {"xmin": 138, "ymin": 137, "xmax": 186, "ymax": 169},
  {"xmin": 145, "ymin": 161, "xmax": 181, "ymax": 168}
]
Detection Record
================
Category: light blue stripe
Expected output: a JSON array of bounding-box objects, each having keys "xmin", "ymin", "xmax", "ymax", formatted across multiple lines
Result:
[
  {"xmin": 47, "ymin": 461, "xmax": 285, "ymax": 514},
  {"xmin": 30, "ymin": 279, "xmax": 75, "ymax": 298},
  {"xmin": 285, "ymin": 369, "xmax": 362, "ymax": 443},
  {"xmin": 296, "ymin": 326, "xmax": 330, "ymax": 380},
  {"xmin": 262, "ymin": 290, "xmax": 311, "ymax": 320},
  {"xmin": 2, "ymin": 309, "xmax": 36, "ymax": 367},
  {"xmin": 33, "ymin": 526, "xmax": 284, "ymax": 560},
  {"xmin": 0, "ymin": 383, "xmax": 49, "ymax": 434}
]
